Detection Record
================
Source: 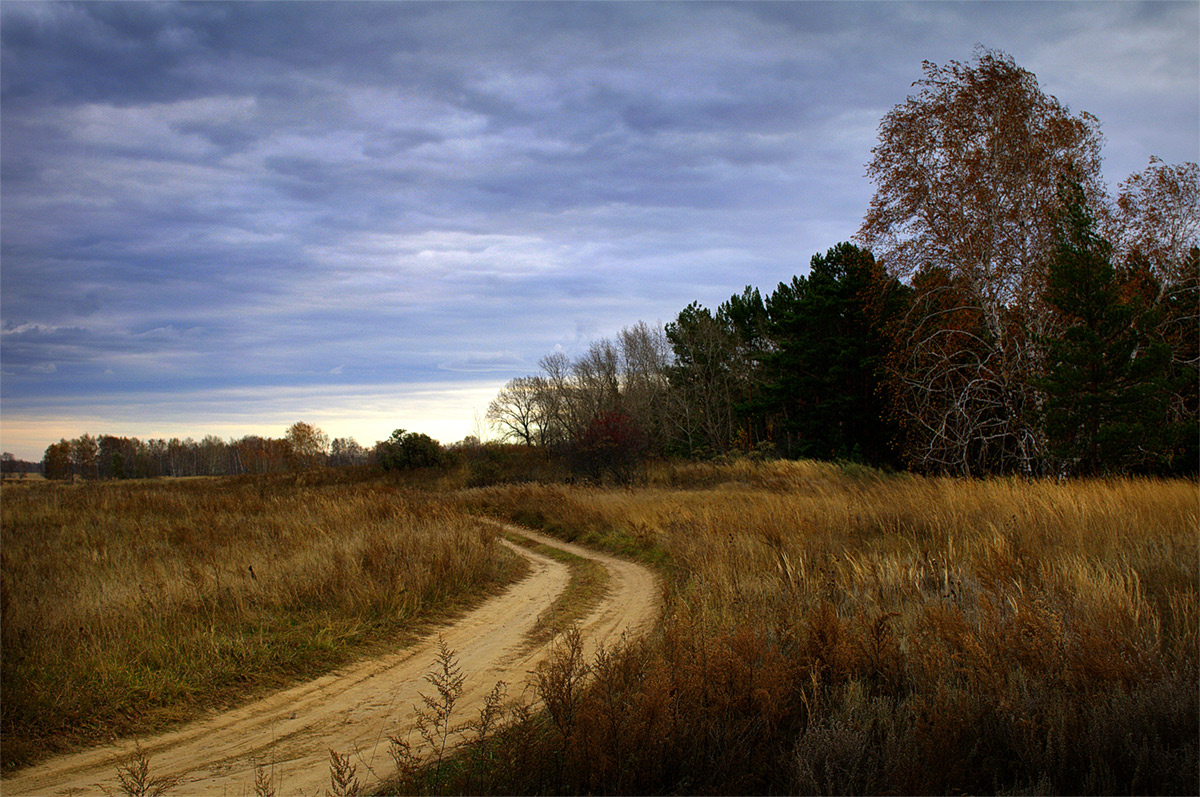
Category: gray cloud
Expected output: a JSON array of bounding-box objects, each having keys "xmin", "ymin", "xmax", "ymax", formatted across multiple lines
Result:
[{"xmin": 1, "ymin": 1, "xmax": 1196, "ymax": 458}]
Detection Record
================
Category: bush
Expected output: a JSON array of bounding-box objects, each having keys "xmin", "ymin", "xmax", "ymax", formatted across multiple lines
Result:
[
  {"xmin": 570, "ymin": 412, "xmax": 647, "ymax": 484},
  {"xmin": 377, "ymin": 429, "xmax": 444, "ymax": 470}
]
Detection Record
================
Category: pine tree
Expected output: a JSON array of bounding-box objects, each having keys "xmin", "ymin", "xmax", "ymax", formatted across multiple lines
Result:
[
  {"xmin": 1039, "ymin": 183, "xmax": 1172, "ymax": 475},
  {"xmin": 762, "ymin": 243, "xmax": 904, "ymax": 465}
]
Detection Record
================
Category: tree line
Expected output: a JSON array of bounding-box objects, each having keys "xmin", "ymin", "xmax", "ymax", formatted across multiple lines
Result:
[
  {"xmin": 23, "ymin": 50, "xmax": 1196, "ymax": 483},
  {"xmin": 487, "ymin": 49, "xmax": 1197, "ymax": 478},
  {"xmin": 0, "ymin": 452, "xmax": 42, "ymax": 478},
  {"xmin": 36, "ymin": 422, "xmax": 372, "ymax": 480},
  {"xmin": 32, "ymin": 421, "xmax": 460, "ymax": 481}
]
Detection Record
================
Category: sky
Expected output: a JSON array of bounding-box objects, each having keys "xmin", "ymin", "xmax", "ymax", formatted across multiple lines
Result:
[{"xmin": 1, "ymin": 1, "xmax": 1197, "ymax": 460}]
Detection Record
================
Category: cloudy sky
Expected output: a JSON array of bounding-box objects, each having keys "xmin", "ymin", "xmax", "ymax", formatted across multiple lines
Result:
[{"xmin": 1, "ymin": 1, "xmax": 1197, "ymax": 459}]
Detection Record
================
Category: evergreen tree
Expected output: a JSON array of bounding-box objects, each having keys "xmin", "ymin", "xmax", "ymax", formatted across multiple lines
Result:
[
  {"xmin": 1039, "ymin": 184, "xmax": 1173, "ymax": 475},
  {"xmin": 717, "ymin": 286, "xmax": 772, "ymax": 449},
  {"xmin": 762, "ymin": 243, "xmax": 904, "ymax": 465}
]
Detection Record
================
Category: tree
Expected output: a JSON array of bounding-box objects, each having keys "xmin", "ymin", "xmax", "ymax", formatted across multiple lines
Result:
[
  {"xmin": 536, "ymin": 351, "xmax": 581, "ymax": 446},
  {"xmin": 1110, "ymin": 158, "xmax": 1200, "ymax": 471},
  {"xmin": 858, "ymin": 48, "xmax": 1106, "ymax": 474},
  {"xmin": 572, "ymin": 411, "xmax": 646, "ymax": 483},
  {"xmin": 400, "ymin": 432, "xmax": 443, "ymax": 468},
  {"xmin": 717, "ymin": 287, "xmax": 772, "ymax": 450},
  {"xmin": 616, "ymin": 321, "xmax": 673, "ymax": 454},
  {"xmin": 98, "ymin": 435, "xmax": 131, "ymax": 479},
  {"xmin": 144, "ymin": 438, "xmax": 169, "ymax": 477},
  {"xmin": 886, "ymin": 264, "xmax": 1003, "ymax": 475},
  {"xmin": 571, "ymin": 339, "xmax": 622, "ymax": 425},
  {"xmin": 1157, "ymin": 246, "xmax": 1200, "ymax": 471},
  {"xmin": 71, "ymin": 434, "xmax": 98, "ymax": 479},
  {"xmin": 377, "ymin": 429, "xmax": 443, "ymax": 470},
  {"xmin": 664, "ymin": 302, "xmax": 740, "ymax": 456},
  {"xmin": 762, "ymin": 243, "xmax": 905, "ymax": 465},
  {"xmin": 1039, "ymin": 182, "xmax": 1173, "ymax": 474},
  {"xmin": 285, "ymin": 422, "xmax": 329, "ymax": 470},
  {"xmin": 43, "ymin": 439, "xmax": 72, "ymax": 480},
  {"xmin": 1110, "ymin": 158, "xmax": 1200, "ymax": 297},
  {"xmin": 198, "ymin": 435, "xmax": 227, "ymax": 476},
  {"xmin": 330, "ymin": 437, "xmax": 368, "ymax": 467},
  {"xmin": 167, "ymin": 437, "xmax": 198, "ymax": 476},
  {"xmin": 487, "ymin": 376, "xmax": 545, "ymax": 446}
]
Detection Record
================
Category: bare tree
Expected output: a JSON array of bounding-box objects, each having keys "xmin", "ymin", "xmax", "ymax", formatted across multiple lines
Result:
[
  {"xmin": 537, "ymin": 351, "xmax": 579, "ymax": 445},
  {"xmin": 572, "ymin": 339, "xmax": 621, "ymax": 424},
  {"xmin": 616, "ymin": 321, "xmax": 672, "ymax": 452},
  {"xmin": 485, "ymin": 325, "xmax": 674, "ymax": 456},
  {"xmin": 487, "ymin": 376, "xmax": 545, "ymax": 446}
]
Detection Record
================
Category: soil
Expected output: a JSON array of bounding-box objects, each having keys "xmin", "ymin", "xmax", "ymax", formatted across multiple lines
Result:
[{"xmin": 2, "ymin": 521, "xmax": 661, "ymax": 796}]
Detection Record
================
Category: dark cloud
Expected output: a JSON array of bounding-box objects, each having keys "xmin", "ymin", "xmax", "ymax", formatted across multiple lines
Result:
[{"xmin": 1, "ymin": 1, "xmax": 1196, "ymax": 458}]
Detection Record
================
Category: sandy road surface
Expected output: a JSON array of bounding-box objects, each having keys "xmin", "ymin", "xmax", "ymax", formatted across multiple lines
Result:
[{"xmin": 3, "ymin": 521, "xmax": 661, "ymax": 796}]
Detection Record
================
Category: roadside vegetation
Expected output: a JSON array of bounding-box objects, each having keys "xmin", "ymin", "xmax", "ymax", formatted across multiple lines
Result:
[
  {"xmin": 0, "ymin": 472, "xmax": 526, "ymax": 771},
  {"xmin": 376, "ymin": 459, "xmax": 1198, "ymax": 795}
]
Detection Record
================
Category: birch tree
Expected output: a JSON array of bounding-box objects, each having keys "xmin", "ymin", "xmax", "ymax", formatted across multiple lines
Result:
[{"xmin": 858, "ymin": 48, "xmax": 1105, "ymax": 474}]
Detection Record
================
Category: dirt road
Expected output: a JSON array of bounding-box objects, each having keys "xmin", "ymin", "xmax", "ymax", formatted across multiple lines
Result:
[{"xmin": 3, "ymin": 522, "xmax": 661, "ymax": 796}]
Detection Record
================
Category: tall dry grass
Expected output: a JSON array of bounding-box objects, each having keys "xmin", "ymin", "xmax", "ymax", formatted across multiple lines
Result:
[
  {"xmin": 1, "ymin": 473, "xmax": 524, "ymax": 771},
  {"xmin": 435, "ymin": 460, "xmax": 1198, "ymax": 794}
]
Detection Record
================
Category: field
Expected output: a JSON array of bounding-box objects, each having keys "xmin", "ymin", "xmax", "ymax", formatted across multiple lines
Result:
[
  {"xmin": 436, "ymin": 460, "xmax": 1198, "ymax": 795},
  {"xmin": 2, "ymin": 461, "xmax": 1197, "ymax": 794},
  {"xmin": 0, "ymin": 471, "xmax": 525, "ymax": 771}
]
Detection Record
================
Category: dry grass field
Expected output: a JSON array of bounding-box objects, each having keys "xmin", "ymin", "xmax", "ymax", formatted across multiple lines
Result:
[
  {"xmin": 4, "ymin": 460, "xmax": 1195, "ymax": 794},
  {"xmin": 0, "ymin": 472, "xmax": 525, "ymax": 771},
  {"xmin": 435, "ymin": 460, "xmax": 1198, "ymax": 794}
]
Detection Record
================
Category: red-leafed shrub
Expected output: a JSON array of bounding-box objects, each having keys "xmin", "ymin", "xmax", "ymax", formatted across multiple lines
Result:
[{"xmin": 571, "ymin": 412, "xmax": 647, "ymax": 483}]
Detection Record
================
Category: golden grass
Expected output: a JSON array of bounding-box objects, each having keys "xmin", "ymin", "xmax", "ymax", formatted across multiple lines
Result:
[
  {"xmin": 434, "ymin": 459, "xmax": 1198, "ymax": 794},
  {"xmin": 0, "ymin": 474, "xmax": 525, "ymax": 771}
]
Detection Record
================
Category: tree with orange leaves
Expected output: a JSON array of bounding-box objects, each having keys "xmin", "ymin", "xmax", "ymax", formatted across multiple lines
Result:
[{"xmin": 859, "ymin": 48, "xmax": 1105, "ymax": 474}]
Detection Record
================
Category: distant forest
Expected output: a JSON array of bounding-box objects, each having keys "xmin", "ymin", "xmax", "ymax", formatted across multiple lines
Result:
[{"xmin": 19, "ymin": 51, "xmax": 1199, "ymax": 482}]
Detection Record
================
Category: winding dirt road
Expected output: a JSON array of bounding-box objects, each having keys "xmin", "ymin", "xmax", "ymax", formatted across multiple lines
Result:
[{"xmin": 3, "ymin": 521, "xmax": 661, "ymax": 796}]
